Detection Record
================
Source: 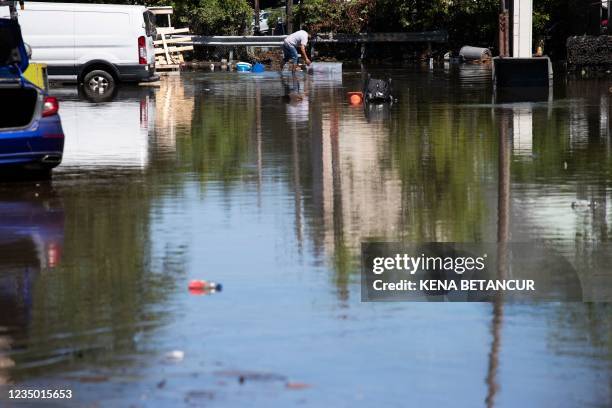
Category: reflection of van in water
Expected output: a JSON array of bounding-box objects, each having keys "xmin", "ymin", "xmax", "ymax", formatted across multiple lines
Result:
[
  {"xmin": 2, "ymin": 2, "xmax": 158, "ymax": 94},
  {"xmin": 55, "ymin": 87, "xmax": 155, "ymax": 169}
]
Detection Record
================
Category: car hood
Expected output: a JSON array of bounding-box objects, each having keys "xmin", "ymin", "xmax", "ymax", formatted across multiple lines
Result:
[{"xmin": 0, "ymin": 18, "xmax": 29, "ymax": 77}]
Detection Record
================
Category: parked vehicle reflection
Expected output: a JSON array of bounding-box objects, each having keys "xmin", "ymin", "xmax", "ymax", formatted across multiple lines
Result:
[
  {"xmin": 0, "ymin": 182, "xmax": 64, "ymax": 384},
  {"xmin": 51, "ymin": 86, "xmax": 155, "ymax": 170}
]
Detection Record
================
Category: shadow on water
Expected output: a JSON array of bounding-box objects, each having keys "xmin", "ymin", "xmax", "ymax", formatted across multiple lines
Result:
[{"xmin": 0, "ymin": 67, "xmax": 610, "ymax": 405}]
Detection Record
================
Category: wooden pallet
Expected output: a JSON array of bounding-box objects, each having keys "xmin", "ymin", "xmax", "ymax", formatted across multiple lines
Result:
[
  {"xmin": 149, "ymin": 6, "xmax": 193, "ymax": 71},
  {"xmin": 155, "ymin": 28, "xmax": 194, "ymax": 70}
]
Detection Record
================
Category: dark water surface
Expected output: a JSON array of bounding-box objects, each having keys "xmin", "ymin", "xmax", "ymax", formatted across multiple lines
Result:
[{"xmin": 1, "ymin": 65, "xmax": 611, "ymax": 407}]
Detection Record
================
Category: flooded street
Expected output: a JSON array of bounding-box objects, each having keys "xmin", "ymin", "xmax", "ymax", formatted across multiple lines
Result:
[{"xmin": 1, "ymin": 66, "xmax": 611, "ymax": 407}]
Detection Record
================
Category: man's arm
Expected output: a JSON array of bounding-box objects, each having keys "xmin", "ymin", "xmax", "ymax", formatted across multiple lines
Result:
[{"xmin": 299, "ymin": 45, "xmax": 311, "ymax": 65}]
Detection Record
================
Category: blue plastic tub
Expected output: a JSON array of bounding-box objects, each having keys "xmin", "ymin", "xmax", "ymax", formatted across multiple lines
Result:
[{"xmin": 236, "ymin": 62, "xmax": 252, "ymax": 72}]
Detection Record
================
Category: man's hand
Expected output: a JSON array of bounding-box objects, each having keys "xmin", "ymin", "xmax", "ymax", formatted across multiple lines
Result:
[{"xmin": 299, "ymin": 45, "xmax": 311, "ymax": 66}]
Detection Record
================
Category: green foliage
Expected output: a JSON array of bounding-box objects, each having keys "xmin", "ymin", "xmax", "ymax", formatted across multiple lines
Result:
[
  {"xmin": 296, "ymin": 0, "xmax": 489, "ymax": 44},
  {"xmin": 267, "ymin": 7, "xmax": 285, "ymax": 28},
  {"xmin": 369, "ymin": 0, "xmax": 448, "ymax": 32},
  {"xmin": 445, "ymin": 0, "xmax": 499, "ymax": 49},
  {"xmin": 294, "ymin": 0, "xmax": 571, "ymax": 53},
  {"xmin": 53, "ymin": 0, "xmax": 574, "ymax": 54},
  {"xmin": 66, "ymin": 0, "xmax": 254, "ymax": 35},
  {"xmin": 296, "ymin": 0, "xmax": 375, "ymax": 34},
  {"xmin": 161, "ymin": 0, "xmax": 253, "ymax": 35}
]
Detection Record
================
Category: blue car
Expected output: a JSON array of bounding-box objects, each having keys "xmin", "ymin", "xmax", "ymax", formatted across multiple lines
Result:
[{"xmin": 0, "ymin": 17, "xmax": 64, "ymax": 175}]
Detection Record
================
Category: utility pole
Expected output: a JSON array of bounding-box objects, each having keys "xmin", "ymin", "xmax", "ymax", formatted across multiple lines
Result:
[
  {"xmin": 498, "ymin": 0, "xmax": 510, "ymax": 57},
  {"xmin": 512, "ymin": 0, "xmax": 533, "ymax": 57},
  {"xmin": 286, "ymin": 0, "xmax": 293, "ymax": 34},
  {"xmin": 254, "ymin": 0, "xmax": 260, "ymax": 35}
]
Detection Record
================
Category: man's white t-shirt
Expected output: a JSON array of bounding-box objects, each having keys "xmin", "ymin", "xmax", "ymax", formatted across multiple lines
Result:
[{"xmin": 285, "ymin": 30, "xmax": 309, "ymax": 48}]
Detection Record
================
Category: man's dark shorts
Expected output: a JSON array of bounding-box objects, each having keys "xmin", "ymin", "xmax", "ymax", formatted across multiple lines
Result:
[{"xmin": 283, "ymin": 42, "xmax": 299, "ymax": 64}]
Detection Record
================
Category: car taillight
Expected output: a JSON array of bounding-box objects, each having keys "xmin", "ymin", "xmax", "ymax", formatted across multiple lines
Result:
[
  {"xmin": 138, "ymin": 35, "xmax": 147, "ymax": 65},
  {"xmin": 42, "ymin": 96, "xmax": 59, "ymax": 117},
  {"xmin": 46, "ymin": 242, "xmax": 62, "ymax": 268}
]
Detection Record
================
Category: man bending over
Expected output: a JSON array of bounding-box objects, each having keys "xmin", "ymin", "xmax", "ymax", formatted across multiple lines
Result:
[{"xmin": 282, "ymin": 29, "xmax": 311, "ymax": 73}]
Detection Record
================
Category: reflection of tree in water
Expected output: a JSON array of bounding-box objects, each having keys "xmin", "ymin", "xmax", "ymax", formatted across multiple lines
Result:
[
  {"xmin": 181, "ymin": 82, "xmax": 255, "ymax": 186},
  {"xmin": 299, "ymin": 76, "xmax": 498, "ymax": 298},
  {"xmin": 535, "ymin": 81, "xmax": 611, "ymax": 365},
  {"xmin": 388, "ymin": 99, "xmax": 495, "ymax": 242},
  {"xmin": 511, "ymin": 79, "xmax": 612, "ymax": 300}
]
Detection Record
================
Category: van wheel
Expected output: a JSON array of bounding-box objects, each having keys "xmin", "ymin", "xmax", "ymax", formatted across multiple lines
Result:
[{"xmin": 83, "ymin": 70, "xmax": 115, "ymax": 96}]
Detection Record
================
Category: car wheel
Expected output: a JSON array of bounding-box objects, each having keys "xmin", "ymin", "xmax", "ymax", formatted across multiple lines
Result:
[{"xmin": 83, "ymin": 70, "xmax": 116, "ymax": 96}]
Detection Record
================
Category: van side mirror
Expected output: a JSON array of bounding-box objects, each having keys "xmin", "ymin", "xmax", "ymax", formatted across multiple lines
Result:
[{"xmin": 25, "ymin": 43, "xmax": 32, "ymax": 58}]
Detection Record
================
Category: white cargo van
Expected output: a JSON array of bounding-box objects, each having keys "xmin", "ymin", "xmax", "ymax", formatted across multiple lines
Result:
[{"xmin": 2, "ymin": 2, "xmax": 158, "ymax": 94}]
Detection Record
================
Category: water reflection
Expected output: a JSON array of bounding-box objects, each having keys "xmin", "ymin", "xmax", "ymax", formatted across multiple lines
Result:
[
  {"xmin": 0, "ymin": 183, "xmax": 63, "ymax": 384},
  {"xmin": 0, "ymin": 68, "xmax": 609, "ymax": 405},
  {"xmin": 56, "ymin": 87, "xmax": 154, "ymax": 170}
]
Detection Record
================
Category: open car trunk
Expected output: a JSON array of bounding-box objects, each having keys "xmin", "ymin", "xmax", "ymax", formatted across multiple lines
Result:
[
  {"xmin": 1, "ymin": 17, "xmax": 38, "ymax": 130},
  {"xmin": 0, "ymin": 86, "xmax": 39, "ymax": 130}
]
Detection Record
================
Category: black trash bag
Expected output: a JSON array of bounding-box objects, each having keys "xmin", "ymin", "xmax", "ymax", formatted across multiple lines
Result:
[{"xmin": 363, "ymin": 75, "xmax": 393, "ymax": 103}]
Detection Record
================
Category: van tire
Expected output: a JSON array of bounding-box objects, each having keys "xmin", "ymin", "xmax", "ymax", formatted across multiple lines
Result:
[{"xmin": 83, "ymin": 70, "xmax": 116, "ymax": 96}]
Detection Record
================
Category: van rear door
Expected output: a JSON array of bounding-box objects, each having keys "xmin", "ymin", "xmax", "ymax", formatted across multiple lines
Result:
[{"xmin": 143, "ymin": 10, "xmax": 156, "ymax": 66}]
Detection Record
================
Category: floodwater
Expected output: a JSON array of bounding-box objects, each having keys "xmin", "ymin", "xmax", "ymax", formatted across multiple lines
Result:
[{"xmin": 0, "ymin": 65, "xmax": 611, "ymax": 407}]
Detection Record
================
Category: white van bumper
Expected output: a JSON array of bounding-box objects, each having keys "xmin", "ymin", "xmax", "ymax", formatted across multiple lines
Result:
[{"xmin": 116, "ymin": 63, "xmax": 158, "ymax": 82}]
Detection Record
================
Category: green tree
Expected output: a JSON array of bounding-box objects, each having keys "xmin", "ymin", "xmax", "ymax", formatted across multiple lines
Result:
[
  {"xmin": 49, "ymin": 0, "xmax": 253, "ymax": 36},
  {"xmin": 167, "ymin": 0, "xmax": 253, "ymax": 36}
]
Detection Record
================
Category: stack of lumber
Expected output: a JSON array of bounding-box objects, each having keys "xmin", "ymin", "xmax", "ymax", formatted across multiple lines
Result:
[
  {"xmin": 566, "ymin": 35, "xmax": 612, "ymax": 69},
  {"xmin": 155, "ymin": 27, "xmax": 194, "ymax": 71}
]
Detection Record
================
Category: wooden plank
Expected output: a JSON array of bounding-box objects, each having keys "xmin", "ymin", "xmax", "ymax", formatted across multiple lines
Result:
[
  {"xmin": 157, "ymin": 27, "xmax": 190, "ymax": 35},
  {"xmin": 161, "ymin": 33, "xmax": 173, "ymax": 65},
  {"xmin": 148, "ymin": 6, "xmax": 173, "ymax": 16},
  {"xmin": 154, "ymin": 37, "xmax": 193, "ymax": 46},
  {"xmin": 155, "ymin": 45, "xmax": 194, "ymax": 55}
]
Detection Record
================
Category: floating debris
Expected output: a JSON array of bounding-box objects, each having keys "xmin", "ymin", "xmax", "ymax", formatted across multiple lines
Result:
[
  {"xmin": 347, "ymin": 91, "xmax": 364, "ymax": 106},
  {"xmin": 571, "ymin": 200, "xmax": 598, "ymax": 209},
  {"xmin": 188, "ymin": 280, "xmax": 222, "ymax": 296},
  {"xmin": 185, "ymin": 390, "xmax": 215, "ymax": 402},
  {"xmin": 214, "ymin": 370, "xmax": 287, "ymax": 384},
  {"xmin": 69, "ymin": 375, "xmax": 109, "ymax": 383},
  {"xmin": 164, "ymin": 350, "xmax": 185, "ymax": 362},
  {"xmin": 286, "ymin": 382, "xmax": 312, "ymax": 390}
]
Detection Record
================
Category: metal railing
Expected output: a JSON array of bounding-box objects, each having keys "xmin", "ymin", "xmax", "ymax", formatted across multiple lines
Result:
[
  {"xmin": 179, "ymin": 31, "xmax": 448, "ymax": 48},
  {"xmin": 185, "ymin": 35, "xmax": 287, "ymax": 47}
]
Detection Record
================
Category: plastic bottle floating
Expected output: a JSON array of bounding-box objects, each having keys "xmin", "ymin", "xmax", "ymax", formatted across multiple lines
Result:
[{"xmin": 188, "ymin": 280, "xmax": 223, "ymax": 295}]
